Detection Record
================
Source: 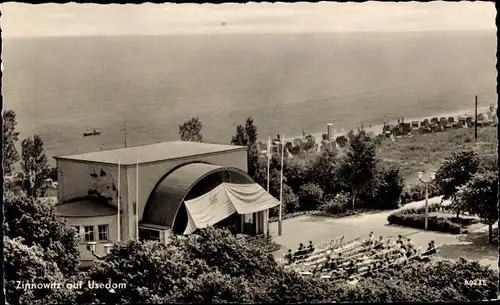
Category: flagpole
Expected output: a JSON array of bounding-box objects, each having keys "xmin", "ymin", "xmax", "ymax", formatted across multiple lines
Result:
[
  {"xmin": 267, "ymin": 136, "xmax": 271, "ymax": 192},
  {"xmin": 136, "ymin": 153, "xmax": 139, "ymax": 240},
  {"xmin": 117, "ymin": 157, "xmax": 121, "ymax": 242},
  {"xmin": 278, "ymin": 134, "xmax": 284, "ymax": 236}
]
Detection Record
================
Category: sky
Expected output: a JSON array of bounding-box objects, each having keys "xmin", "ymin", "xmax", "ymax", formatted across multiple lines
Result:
[{"xmin": 0, "ymin": 1, "xmax": 496, "ymax": 37}]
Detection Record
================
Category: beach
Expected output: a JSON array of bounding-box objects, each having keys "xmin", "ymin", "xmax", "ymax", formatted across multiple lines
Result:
[{"xmin": 284, "ymin": 106, "xmax": 493, "ymax": 145}]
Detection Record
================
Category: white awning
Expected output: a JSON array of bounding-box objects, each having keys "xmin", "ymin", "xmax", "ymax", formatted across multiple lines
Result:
[{"xmin": 183, "ymin": 182, "xmax": 280, "ymax": 234}]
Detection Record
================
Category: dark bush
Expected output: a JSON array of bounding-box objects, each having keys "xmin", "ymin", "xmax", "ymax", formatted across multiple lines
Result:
[
  {"xmin": 372, "ymin": 166, "xmax": 404, "ymax": 209},
  {"xmin": 342, "ymin": 259, "xmax": 498, "ymax": 302},
  {"xmin": 320, "ymin": 191, "xmax": 350, "ymax": 215},
  {"xmin": 269, "ymin": 184, "xmax": 300, "ymax": 217},
  {"xmin": 297, "ymin": 183, "xmax": 324, "ymax": 210},
  {"xmin": 321, "ymin": 201, "xmax": 346, "ymax": 215},
  {"xmin": 479, "ymin": 153, "xmax": 498, "ymax": 172}
]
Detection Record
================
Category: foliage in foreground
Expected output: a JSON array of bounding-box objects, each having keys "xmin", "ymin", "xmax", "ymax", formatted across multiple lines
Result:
[
  {"xmin": 3, "ymin": 191, "xmax": 80, "ymax": 276},
  {"xmin": 4, "ymin": 236, "xmax": 76, "ymax": 305},
  {"xmin": 6, "ymin": 222, "xmax": 498, "ymax": 304},
  {"xmin": 75, "ymin": 228, "xmax": 497, "ymax": 304},
  {"xmin": 345, "ymin": 258, "xmax": 498, "ymax": 302}
]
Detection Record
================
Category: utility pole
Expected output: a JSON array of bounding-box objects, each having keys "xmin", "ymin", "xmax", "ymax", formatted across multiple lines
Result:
[
  {"xmin": 474, "ymin": 95, "xmax": 478, "ymax": 141},
  {"xmin": 124, "ymin": 121, "xmax": 127, "ymax": 148}
]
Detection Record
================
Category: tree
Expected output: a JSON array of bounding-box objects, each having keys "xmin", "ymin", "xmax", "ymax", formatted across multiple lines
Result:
[
  {"xmin": 339, "ymin": 130, "xmax": 378, "ymax": 209},
  {"xmin": 267, "ymin": 168, "xmax": 299, "ymax": 214},
  {"xmin": 3, "ymin": 191, "xmax": 80, "ymax": 275},
  {"xmin": 282, "ymin": 156, "xmax": 313, "ymax": 194},
  {"xmin": 303, "ymin": 135, "xmax": 318, "ymax": 152},
  {"xmin": 457, "ymin": 171, "xmax": 498, "ymax": 244},
  {"xmin": 2, "ymin": 109, "xmax": 20, "ymax": 176},
  {"xmin": 297, "ymin": 183, "xmax": 324, "ymax": 211},
  {"xmin": 21, "ymin": 134, "xmax": 50, "ymax": 197},
  {"xmin": 77, "ymin": 239, "xmax": 213, "ymax": 304},
  {"xmin": 231, "ymin": 117, "xmax": 259, "ymax": 180},
  {"xmin": 308, "ymin": 149, "xmax": 342, "ymax": 195},
  {"xmin": 335, "ymin": 135, "xmax": 348, "ymax": 148},
  {"xmin": 373, "ymin": 166, "xmax": 404, "ymax": 209},
  {"xmin": 4, "ymin": 236, "xmax": 76, "ymax": 305},
  {"xmin": 435, "ymin": 149, "xmax": 481, "ymax": 218},
  {"xmin": 179, "ymin": 117, "xmax": 203, "ymax": 142}
]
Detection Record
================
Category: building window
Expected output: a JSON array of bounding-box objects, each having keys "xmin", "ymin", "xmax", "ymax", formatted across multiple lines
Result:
[
  {"xmin": 98, "ymin": 225, "xmax": 109, "ymax": 241},
  {"xmin": 139, "ymin": 228, "xmax": 161, "ymax": 241},
  {"xmin": 84, "ymin": 226, "xmax": 95, "ymax": 242}
]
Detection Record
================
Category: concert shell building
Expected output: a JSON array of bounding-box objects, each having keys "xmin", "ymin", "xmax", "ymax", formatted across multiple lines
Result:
[{"xmin": 54, "ymin": 141, "xmax": 279, "ymax": 267}]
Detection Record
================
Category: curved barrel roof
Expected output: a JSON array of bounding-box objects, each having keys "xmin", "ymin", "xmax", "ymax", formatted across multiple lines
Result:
[{"xmin": 141, "ymin": 162, "xmax": 253, "ymax": 230}]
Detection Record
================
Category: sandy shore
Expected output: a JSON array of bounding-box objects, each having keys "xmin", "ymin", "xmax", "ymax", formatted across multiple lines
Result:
[{"xmin": 281, "ymin": 106, "xmax": 493, "ymax": 145}]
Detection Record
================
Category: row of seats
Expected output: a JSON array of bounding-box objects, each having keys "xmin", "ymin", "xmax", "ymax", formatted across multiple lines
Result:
[{"xmin": 293, "ymin": 233, "xmax": 438, "ymax": 282}]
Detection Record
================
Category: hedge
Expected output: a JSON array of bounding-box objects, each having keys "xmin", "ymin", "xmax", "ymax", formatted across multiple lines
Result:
[
  {"xmin": 387, "ymin": 207, "xmax": 462, "ymax": 234},
  {"xmin": 268, "ymin": 209, "xmax": 367, "ymax": 223}
]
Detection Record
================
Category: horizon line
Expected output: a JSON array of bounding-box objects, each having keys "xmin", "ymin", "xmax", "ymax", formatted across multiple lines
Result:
[{"xmin": 3, "ymin": 29, "xmax": 496, "ymax": 39}]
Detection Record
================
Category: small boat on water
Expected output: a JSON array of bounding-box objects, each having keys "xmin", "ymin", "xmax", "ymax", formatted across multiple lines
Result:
[{"xmin": 83, "ymin": 129, "xmax": 101, "ymax": 137}]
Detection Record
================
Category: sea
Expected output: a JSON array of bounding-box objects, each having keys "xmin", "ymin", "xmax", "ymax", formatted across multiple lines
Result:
[{"xmin": 3, "ymin": 31, "xmax": 497, "ymax": 167}]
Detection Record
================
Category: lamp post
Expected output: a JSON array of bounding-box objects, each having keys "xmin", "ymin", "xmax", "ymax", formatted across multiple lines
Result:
[
  {"xmin": 417, "ymin": 171, "xmax": 436, "ymax": 231},
  {"xmin": 87, "ymin": 242, "xmax": 114, "ymax": 260}
]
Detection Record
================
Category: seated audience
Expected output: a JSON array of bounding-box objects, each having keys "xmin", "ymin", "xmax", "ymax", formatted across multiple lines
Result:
[
  {"xmin": 374, "ymin": 236, "xmax": 384, "ymax": 249},
  {"xmin": 368, "ymin": 231, "xmax": 375, "ymax": 244},
  {"xmin": 307, "ymin": 240, "xmax": 315, "ymax": 254},
  {"xmin": 424, "ymin": 240, "xmax": 437, "ymax": 255},
  {"xmin": 285, "ymin": 249, "xmax": 293, "ymax": 264},
  {"xmin": 295, "ymin": 243, "xmax": 308, "ymax": 259}
]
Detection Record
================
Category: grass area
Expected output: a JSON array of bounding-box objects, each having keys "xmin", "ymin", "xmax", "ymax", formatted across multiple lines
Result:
[{"xmin": 377, "ymin": 126, "xmax": 496, "ymax": 186}]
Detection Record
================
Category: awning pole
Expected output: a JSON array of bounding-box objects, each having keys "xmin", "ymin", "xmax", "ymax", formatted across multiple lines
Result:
[
  {"xmin": 117, "ymin": 157, "xmax": 121, "ymax": 242},
  {"xmin": 136, "ymin": 153, "xmax": 139, "ymax": 240}
]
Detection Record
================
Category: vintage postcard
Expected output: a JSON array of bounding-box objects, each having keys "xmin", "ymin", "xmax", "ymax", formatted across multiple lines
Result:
[{"xmin": 2, "ymin": 1, "xmax": 498, "ymax": 303}]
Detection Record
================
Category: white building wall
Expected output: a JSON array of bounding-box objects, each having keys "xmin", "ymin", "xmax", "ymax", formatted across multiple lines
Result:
[
  {"xmin": 64, "ymin": 215, "xmax": 117, "ymax": 260},
  {"xmin": 56, "ymin": 159, "xmax": 129, "ymax": 239}
]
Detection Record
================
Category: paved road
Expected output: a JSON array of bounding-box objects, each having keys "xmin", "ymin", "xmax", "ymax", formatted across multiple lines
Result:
[{"xmin": 270, "ymin": 196, "xmax": 498, "ymax": 270}]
